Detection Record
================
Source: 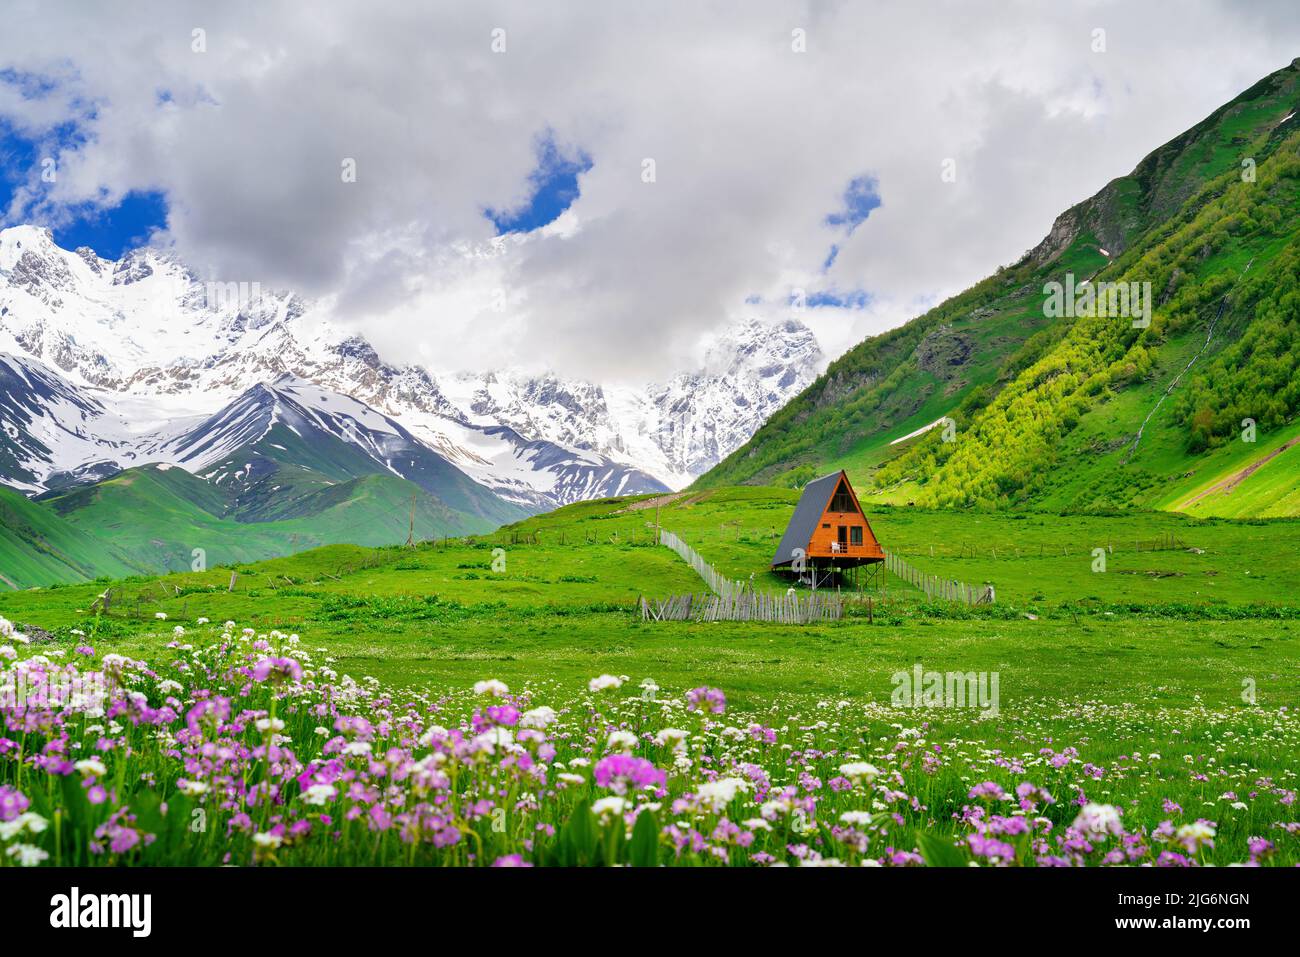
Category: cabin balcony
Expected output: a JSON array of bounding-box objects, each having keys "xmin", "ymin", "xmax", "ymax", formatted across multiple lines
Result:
[{"xmin": 806, "ymin": 541, "xmax": 884, "ymax": 563}]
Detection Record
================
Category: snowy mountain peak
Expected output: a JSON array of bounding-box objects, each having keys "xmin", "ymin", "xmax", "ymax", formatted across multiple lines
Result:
[
  {"xmin": 0, "ymin": 224, "xmax": 58, "ymax": 258},
  {"xmin": 1, "ymin": 226, "xmax": 822, "ymax": 509}
]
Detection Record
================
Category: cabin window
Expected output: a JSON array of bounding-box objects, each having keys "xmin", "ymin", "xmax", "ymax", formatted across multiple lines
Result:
[
  {"xmin": 850, "ymin": 526, "xmax": 863, "ymax": 546},
  {"xmin": 821, "ymin": 523, "xmax": 830, "ymax": 529},
  {"xmin": 830, "ymin": 481, "xmax": 857, "ymax": 513}
]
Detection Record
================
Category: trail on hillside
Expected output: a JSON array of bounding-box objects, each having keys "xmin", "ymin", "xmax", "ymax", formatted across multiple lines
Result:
[{"xmin": 1176, "ymin": 436, "xmax": 1300, "ymax": 509}]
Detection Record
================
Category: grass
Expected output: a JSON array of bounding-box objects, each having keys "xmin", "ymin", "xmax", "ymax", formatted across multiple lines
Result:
[
  {"xmin": 4, "ymin": 486, "xmax": 1300, "ymax": 702},
  {"xmin": 0, "ymin": 485, "xmax": 142, "ymax": 587},
  {"xmin": 12, "ymin": 465, "xmax": 501, "ymax": 582},
  {"xmin": 4, "ymin": 486, "xmax": 1299, "ymax": 866}
]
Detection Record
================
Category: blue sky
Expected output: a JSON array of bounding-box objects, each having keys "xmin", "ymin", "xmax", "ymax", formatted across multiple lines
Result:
[
  {"xmin": 796, "ymin": 174, "xmax": 882, "ymax": 309},
  {"xmin": 807, "ymin": 288, "xmax": 872, "ymax": 309},
  {"xmin": 43, "ymin": 191, "xmax": 168, "ymax": 258},
  {"xmin": 485, "ymin": 132, "xmax": 592, "ymax": 235},
  {"xmin": 820, "ymin": 174, "xmax": 882, "ymax": 273},
  {"xmin": 825, "ymin": 175, "xmax": 881, "ymax": 235},
  {"xmin": 0, "ymin": 74, "xmax": 168, "ymax": 259}
]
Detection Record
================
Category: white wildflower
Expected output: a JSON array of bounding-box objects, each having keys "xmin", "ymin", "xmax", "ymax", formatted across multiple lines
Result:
[
  {"xmin": 606, "ymin": 730, "xmax": 638, "ymax": 752},
  {"xmin": 838, "ymin": 762, "xmax": 880, "ymax": 784},
  {"xmin": 1072, "ymin": 803, "xmax": 1124, "ymax": 838},
  {"xmin": 591, "ymin": 797, "xmax": 627, "ymax": 820},
  {"xmin": 304, "ymin": 784, "xmax": 337, "ymax": 806},
  {"xmin": 695, "ymin": 777, "xmax": 749, "ymax": 812},
  {"xmin": 5, "ymin": 844, "xmax": 49, "ymax": 867},
  {"xmin": 520, "ymin": 706, "xmax": 557, "ymax": 729},
  {"xmin": 653, "ymin": 728, "xmax": 688, "ymax": 749}
]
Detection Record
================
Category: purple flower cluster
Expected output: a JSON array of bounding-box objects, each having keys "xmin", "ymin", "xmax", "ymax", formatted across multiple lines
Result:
[
  {"xmin": 594, "ymin": 754, "xmax": 666, "ymax": 795},
  {"xmin": 1, "ymin": 620, "xmax": 1294, "ymax": 868},
  {"xmin": 686, "ymin": 686, "xmax": 726, "ymax": 714},
  {"xmin": 0, "ymin": 785, "xmax": 30, "ymax": 822},
  {"xmin": 252, "ymin": 657, "xmax": 303, "ymax": 683}
]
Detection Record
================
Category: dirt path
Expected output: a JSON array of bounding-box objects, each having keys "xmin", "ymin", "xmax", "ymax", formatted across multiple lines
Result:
[
  {"xmin": 0, "ymin": 571, "xmax": 18, "ymax": 591},
  {"xmin": 1177, "ymin": 436, "xmax": 1300, "ymax": 509},
  {"xmin": 617, "ymin": 491, "xmax": 711, "ymax": 513}
]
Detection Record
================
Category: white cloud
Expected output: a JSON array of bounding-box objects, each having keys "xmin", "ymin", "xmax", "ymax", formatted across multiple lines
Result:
[{"xmin": 1, "ymin": 0, "xmax": 1297, "ymax": 382}]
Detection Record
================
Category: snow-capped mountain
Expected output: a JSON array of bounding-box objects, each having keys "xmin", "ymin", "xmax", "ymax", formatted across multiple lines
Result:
[
  {"xmin": 636, "ymin": 318, "xmax": 823, "ymax": 479},
  {"xmin": 0, "ymin": 351, "xmax": 144, "ymax": 492},
  {"xmin": 438, "ymin": 319, "xmax": 822, "ymax": 488},
  {"xmin": 0, "ymin": 224, "xmax": 820, "ymax": 508}
]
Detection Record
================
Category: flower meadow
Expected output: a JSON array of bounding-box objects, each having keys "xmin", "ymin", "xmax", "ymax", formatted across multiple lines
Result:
[{"xmin": 0, "ymin": 614, "xmax": 1297, "ymax": 867}]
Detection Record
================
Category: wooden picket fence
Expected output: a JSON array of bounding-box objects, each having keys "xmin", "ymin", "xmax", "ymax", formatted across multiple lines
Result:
[
  {"xmin": 640, "ymin": 591, "xmax": 843, "ymax": 623},
  {"xmin": 653, "ymin": 527, "xmax": 991, "ymax": 619},
  {"xmin": 652, "ymin": 528, "xmax": 844, "ymax": 622},
  {"xmin": 658, "ymin": 528, "xmax": 747, "ymax": 598},
  {"xmin": 884, "ymin": 550, "xmax": 994, "ymax": 605}
]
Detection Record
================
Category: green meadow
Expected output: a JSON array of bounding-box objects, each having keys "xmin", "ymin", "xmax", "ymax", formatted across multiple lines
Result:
[
  {"xmin": 3, "ymin": 487, "xmax": 1298, "ymax": 711},
  {"xmin": 4, "ymin": 486, "xmax": 1299, "ymax": 867}
]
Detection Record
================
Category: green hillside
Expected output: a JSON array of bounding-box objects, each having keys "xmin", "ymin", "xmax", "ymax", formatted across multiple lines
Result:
[
  {"xmin": 1154, "ymin": 419, "xmax": 1300, "ymax": 517},
  {"xmin": 3, "ymin": 393, "xmax": 528, "ymax": 586},
  {"xmin": 698, "ymin": 58, "xmax": 1300, "ymax": 517},
  {"xmin": 193, "ymin": 415, "xmax": 526, "ymax": 528},
  {"xmin": 6, "ymin": 464, "xmax": 504, "ymax": 581},
  {"xmin": 0, "ymin": 484, "xmax": 142, "ymax": 588},
  {"xmin": 204, "ymin": 425, "xmax": 384, "ymax": 521}
]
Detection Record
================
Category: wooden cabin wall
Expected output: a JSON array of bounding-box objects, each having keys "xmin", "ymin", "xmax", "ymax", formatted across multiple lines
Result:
[{"xmin": 806, "ymin": 508, "xmax": 885, "ymax": 560}]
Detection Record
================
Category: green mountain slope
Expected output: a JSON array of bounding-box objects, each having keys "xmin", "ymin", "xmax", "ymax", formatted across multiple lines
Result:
[
  {"xmin": 229, "ymin": 423, "xmax": 525, "ymax": 526},
  {"xmin": 172, "ymin": 382, "xmax": 527, "ymax": 528},
  {"xmin": 27, "ymin": 465, "xmax": 500, "ymax": 576},
  {"xmin": 0, "ymin": 484, "xmax": 142, "ymax": 588},
  {"xmin": 1155, "ymin": 420, "xmax": 1300, "ymax": 518},
  {"xmin": 698, "ymin": 58, "xmax": 1300, "ymax": 516},
  {"xmin": 3, "ymin": 377, "xmax": 530, "ymax": 585}
]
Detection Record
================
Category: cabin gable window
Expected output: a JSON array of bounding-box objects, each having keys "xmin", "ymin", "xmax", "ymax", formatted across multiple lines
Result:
[{"xmin": 829, "ymin": 480, "xmax": 858, "ymax": 514}]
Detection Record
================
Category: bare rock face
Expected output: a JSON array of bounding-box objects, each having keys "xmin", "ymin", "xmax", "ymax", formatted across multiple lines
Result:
[
  {"xmin": 915, "ymin": 326, "xmax": 973, "ymax": 379},
  {"xmin": 16, "ymin": 623, "xmax": 58, "ymax": 643},
  {"xmin": 1029, "ymin": 207, "xmax": 1083, "ymax": 267}
]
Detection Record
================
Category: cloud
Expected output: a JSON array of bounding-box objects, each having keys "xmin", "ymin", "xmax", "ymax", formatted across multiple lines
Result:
[{"xmin": 1, "ymin": 0, "xmax": 1297, "ymax": 383}]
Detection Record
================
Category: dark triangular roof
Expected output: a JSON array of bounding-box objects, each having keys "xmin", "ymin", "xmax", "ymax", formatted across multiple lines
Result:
[{"xmin": 771, "ymin": 470, "xmax": 844, "ymax": 567}]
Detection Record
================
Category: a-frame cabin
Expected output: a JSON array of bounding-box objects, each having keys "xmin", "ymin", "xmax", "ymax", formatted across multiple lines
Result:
[{"xmin": 771, "ymin": 470, "xmax": 883, "ymax": 586}]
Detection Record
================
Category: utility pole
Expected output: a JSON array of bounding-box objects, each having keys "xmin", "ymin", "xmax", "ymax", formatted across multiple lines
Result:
[{"xmin": 405, "ymin": 493, "xmax": 416, "ymax": 547}]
